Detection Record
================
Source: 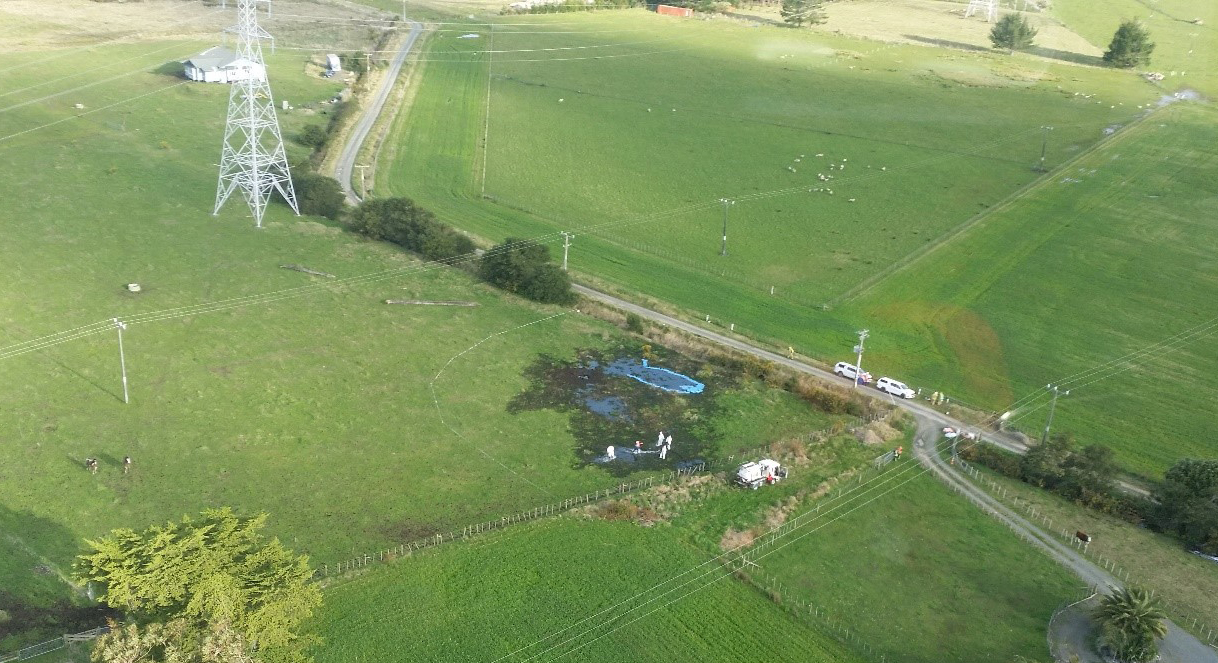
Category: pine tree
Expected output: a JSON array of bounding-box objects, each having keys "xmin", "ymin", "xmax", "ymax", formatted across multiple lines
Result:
[
  {"xmin": 77, "ymin": 508, "xmax": 321, "ymax": 663},
  {"xmin": 1103, "ymin": 20, "xmax": 1155, "ymax": 68},
  {"xmin": 989, "ymin": 13, "xmax": 1038, "ymax": 53},
  {"xmin": 781, "ymin": 0, "xmax": 824, "ymax": 27}
]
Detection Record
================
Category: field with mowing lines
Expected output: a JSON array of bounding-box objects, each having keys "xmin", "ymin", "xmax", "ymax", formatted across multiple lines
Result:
[
  {"xmin": 314, "ymin": 518, "xmax": 868, "ymax": 663},
  {"xmin": 382, "ymin": 9, "xmax": 1215, "ymax": 476},
  {"xmin": 844, "ymin": 102, "xmax": 1218, "ymax": 477}
]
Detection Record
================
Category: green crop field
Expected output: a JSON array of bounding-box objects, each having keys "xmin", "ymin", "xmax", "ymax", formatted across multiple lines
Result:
[
  {"xmin": 313, "ymin": 518, "xmax": 867, "ymax": 663},
  {"xmin": 747, "ymin": 467, "xmax": 1083, "ymax": 663},
  {"xmin": 843, "ymin": 102, "xmax": 1218, "ymax": 477},
  {"xmin": 380, "ymin": 9, "xmax": 1217, "ymax": 477},
  {"xmin": 314, "ymin": 438, "xmax": 1081, "ymax": 663}
]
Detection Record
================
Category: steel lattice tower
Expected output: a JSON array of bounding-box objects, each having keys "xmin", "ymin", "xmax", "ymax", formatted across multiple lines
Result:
[
  {"xmin": 214, "ymin": 0, "xmax": 297, "ymax": 228},
  {"xmin": 964, "ymin": 0, "xmax": 999, "ymax": 21}
]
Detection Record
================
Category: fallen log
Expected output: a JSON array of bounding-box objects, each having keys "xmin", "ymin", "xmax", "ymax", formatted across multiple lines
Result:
[
  {"xmin": 384, "ymin": 300, "xmax": 479, "ymax": 307},
  {"xmin": 280, "ymin": 264, "xmax": 336, "ymax": 278}
]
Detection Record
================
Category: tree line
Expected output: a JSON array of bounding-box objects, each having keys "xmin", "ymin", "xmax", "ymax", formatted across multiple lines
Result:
[
  {"xmin": 958, "ymin": 436, "xmax": 1218, "ymax": 556},
  {"xmin": 286, "ymin": 176, "xmax": 574, "ymax": 305}
]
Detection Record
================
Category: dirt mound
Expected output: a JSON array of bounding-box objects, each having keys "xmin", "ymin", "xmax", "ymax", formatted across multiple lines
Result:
[
  {"xmin": 720, "ymin": 527, "xmax": 757, "ymax": 551},
  {"xmin": 856, "ymin": 420, "xmax": 903, "ymax": 445}
]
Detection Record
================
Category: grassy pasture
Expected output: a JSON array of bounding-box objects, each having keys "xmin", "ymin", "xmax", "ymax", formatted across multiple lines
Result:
[
  {"xmin": 387, "ymin": 11, "xmax": 1151, "ymax": 303},
  {"xmin": 963, "ymin": 460, "xmax": 1218, "ymax": 643},
  {"xmin": 843, "ymin": 102, "xmax": 1218, "ymax": 477},
  {"xmin": 313, "ymin": 518, "xmax": 867, "ymax": 663},
  {"xmin": 382, "ymin": 10, "xmax": 1215, "ymax": 477},
  {"xmin": 1047, "ymin": 0, "xmax": 1218, "ymax": 95},
  {"xmin": 313, "ymin": 436, "xmax": 1081, "ymax": 663},
  {"xmin": 0, "ymin": 34, "xmax": 848, "ymax": 648},
  {"xmin": 748, "ymin": 467, "xmax": 1083, "ymax": 663}
]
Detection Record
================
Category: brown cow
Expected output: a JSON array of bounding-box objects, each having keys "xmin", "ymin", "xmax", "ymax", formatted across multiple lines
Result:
[{"xmin": 1076, "ymin": 531, "xmax": 1091, "ymax": 544}]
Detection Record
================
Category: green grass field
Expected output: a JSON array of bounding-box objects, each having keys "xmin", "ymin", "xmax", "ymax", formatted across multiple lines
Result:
[
  {"xmin": 313, "ymin": 518, "xmax": 867, "ymax": 663},
  {"xmin": 962, "ymin": 458, "xmax": 1218, "ymax": 643},
  {"xmin": 745, "ymin": 467, "xmax": 1084, "ymax": 663},
  {"xmin": 380, "ymin": 9, "xmax": 1216, "ymax": 477},
  {"xmin": 313, "ymin": 438, "xmax": 1082, "ymax": 663},
  {"xmin": 0, "ymin": 27, "xmax": 850, "ymax": 649},
  {"xmin": 843, "ymin": 102, "xmax": 1218, "ymax": 477}
]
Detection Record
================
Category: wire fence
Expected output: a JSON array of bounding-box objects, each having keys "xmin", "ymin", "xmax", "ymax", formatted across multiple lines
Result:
[
  {"xmin": 952, "ymin": 457, "xmax": 1218, "ymax": 651},
  {"xmin": 711, "ymin": 451, "xmax": 913, "ymax": 662},
  {"xmin": 0, "ymin": 627, "xmax": 109, "ymax": 663},
  {"xmin": 319, "ymin": 418, "xmax": 889, "ymax": 579},
  {"xmin": 1046, "ymin": 588, "xmax": 1100, "ymax": 663}
]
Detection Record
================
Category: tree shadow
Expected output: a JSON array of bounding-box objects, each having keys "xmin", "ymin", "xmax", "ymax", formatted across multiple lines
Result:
[
  {"xmin": 1026, "ymin": 45, "xmax": 1104, "ymax": 67},
  {"xmin": 0, "ymin": 506, "xmax": 113, "ymax": 651},
  {"xmin": 903, "ymin": 34, "xmax": 991, "ymax": 53},
  {"xmin": 902, "ymin": 34, "xmax": 1105, "ymax": 67}
]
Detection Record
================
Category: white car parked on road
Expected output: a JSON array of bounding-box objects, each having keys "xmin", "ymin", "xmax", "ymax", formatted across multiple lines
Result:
[
  {"xmin": 833, "ymin": 361, "xmax": 872, "ymax": 385},
  {"xmin": 875, "ymin": 377, "xmax": 915, "ymax": 399}
]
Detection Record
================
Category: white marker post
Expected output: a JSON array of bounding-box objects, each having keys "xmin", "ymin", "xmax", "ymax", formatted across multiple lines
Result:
[{"xmin": 114, "ymin": 318, "xmax": 129, "ymax": 404}]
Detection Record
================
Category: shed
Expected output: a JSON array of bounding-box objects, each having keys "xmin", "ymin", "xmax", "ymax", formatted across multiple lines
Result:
[
  {"xmin": 183, "ymin": 47, "xmax": 266, "ymax": 83},
  {"xmin": 326, "ymin": 54, "xmax": 341, "ymax": 72}
]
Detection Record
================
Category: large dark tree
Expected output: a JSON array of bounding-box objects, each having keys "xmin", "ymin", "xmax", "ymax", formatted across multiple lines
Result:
[
  {"xmin": 1103, "ymin": 20, "xmax": 1155, "ymax": 68},
  {"xmin": 1153, "ymin": 458, "xmax": 1218, "ymax": 554},
  {"xmin": 76, "ymin": 508, "xmax": 321, "ymax": 663},
  {"xmin": 348, "ymin": 197, "xmax": 474, "ymax": 262},
  {"xmin": 989, "ymin": 13, "xmax": 1038, "ymax": 53},
  {"xmin": 292, "ymin": 173, "xmax": 345, "ymax": 221},
  {"xmin": 478, "ymin": 238, "xmax": 575, "ymax": 305}
]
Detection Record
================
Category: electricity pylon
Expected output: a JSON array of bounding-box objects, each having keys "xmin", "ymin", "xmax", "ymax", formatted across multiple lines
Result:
[
  {"xmin": 214, "ymin": 0, "xmax": 298, "ymax": 228},
  {"xmin": 965, "ymin": 0, "xmax": 998, "ymax": 21}
]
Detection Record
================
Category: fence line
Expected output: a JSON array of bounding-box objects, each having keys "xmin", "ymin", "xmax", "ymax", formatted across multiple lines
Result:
[
  {"xmin": 0, "ymin": 626, "xmax": 109, "ymax": 663},
  {"xmin": 319, "ymin": 419, "xmax": 890, "ymax": 579},
  {"xmin": 953, "ymin": 457, "xmax": 1218, "ymax": 651}
]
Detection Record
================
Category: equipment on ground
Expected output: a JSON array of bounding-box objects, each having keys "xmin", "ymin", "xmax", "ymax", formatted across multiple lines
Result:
[{"xmin": 735, "ymin": 459, "xmax": 788, "ymax": 490}]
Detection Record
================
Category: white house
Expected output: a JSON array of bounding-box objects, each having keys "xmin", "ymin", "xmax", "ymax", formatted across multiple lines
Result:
[
  {"xmin": 183, "ymin": 47, "xmax": 266, "ymax": 83},
  {"xmin": 325, "ymin": 54, "xmax": 341, "ymax": 72}
]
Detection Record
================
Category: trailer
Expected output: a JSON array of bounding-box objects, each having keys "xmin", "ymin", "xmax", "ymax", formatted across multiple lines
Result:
[{"xmin": 735, "ymin": 459, "xmax": 788, "ymax": 490}]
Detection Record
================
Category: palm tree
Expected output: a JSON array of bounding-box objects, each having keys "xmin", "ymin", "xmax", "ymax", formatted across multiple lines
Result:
[{"xmin": 1093, "ymin": 586, "xmax": 1168, "ymax": 663}]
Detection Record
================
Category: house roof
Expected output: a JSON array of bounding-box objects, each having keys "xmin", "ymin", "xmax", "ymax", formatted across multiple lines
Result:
[{"xmin": 184, "ymin": 46, "xmax": 241, "ymax": 71}]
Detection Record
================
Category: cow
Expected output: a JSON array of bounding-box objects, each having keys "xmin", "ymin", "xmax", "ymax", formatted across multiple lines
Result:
[{"xmin": 1076, "ymin": 531, "xmax": 1091, "ymax": 544}]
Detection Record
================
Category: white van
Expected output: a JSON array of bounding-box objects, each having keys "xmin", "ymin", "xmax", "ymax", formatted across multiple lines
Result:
[
  {"xmin": 876, "ymin": 377, "xmax": 915, "ymax": 399},
  {"xmin": 833, "ymin": 361, "xmax": 872, "ymax": 385}
]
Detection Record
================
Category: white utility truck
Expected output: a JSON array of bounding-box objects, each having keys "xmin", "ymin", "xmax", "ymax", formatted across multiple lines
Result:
[{"xmin": 735, "ymin": 459, "xmax": 788, "ymax": 489}]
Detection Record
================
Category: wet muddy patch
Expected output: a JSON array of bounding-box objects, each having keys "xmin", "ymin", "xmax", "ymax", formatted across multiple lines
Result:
[{"xmin": 508, "ymin": 348, "xmax": 732, "ymax": 477}]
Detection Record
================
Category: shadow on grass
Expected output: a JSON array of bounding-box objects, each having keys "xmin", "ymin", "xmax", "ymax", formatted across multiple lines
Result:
[
  {"xmin": 0, "ymin": 506, "xmax": 113, "ymax": 651},
  {"xmin": 903, "ymin": 34, "xmax": 1104, "ymax": 67},
  {"xmin": 43, "ymin": 354, "xmax": 121, "ymax": 404}
]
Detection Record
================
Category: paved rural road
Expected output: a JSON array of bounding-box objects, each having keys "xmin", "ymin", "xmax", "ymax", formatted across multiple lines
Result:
[
  {"xmin": 573, "ymin": 284, "xmax": 1217, "ymax": 662},
  {"xmin": 333, "ymin": 19, "xmax": 423, "ymax": 205}
]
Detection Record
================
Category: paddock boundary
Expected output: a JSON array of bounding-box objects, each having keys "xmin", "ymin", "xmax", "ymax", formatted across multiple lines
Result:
[{"xmin": 317, "ymin": 418, "xmax": 885, "ymax": 579}]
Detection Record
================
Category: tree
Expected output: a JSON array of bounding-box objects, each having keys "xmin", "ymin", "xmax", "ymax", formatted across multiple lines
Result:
[
  {"xmin": 1153, "ymin": 458, "xmax": 1218, "ymax": 554},
  {"xmin": 76, "ymin": 508, "xmax": 321, "ymax": 663},
  {"xmin": 1103, "ymin": 20, "xmax": 1155, "ymax": 68},
  {"xmin": 478, "ymin": 238, "xmax": 575, "ymax": 305},
  {"xmin": 348, "ymin": 197, "xmax": 474, "ymax": 262},
  {"xmin": 295, "ymin": 125, "xmax": 327, "ymax": 149},
  {"xmin": 989, "ymin": 13, "xmax": 1038, "ymax": 53},
  {"xmin": 1019, "ymin": 432, "xmax": 1073, "ymax": 489},
  {"xmin": 292, "ymin": 173, "xmax": 345, "ymax": 221},
  {"xmin": 1093, "ymin": 586, "xmax": 1168, "ymax": 663},
  {"xmin": 781, "ymin": 0, "xmax": 824, "ymax": 27},
  {"xmin": 1059, "ymin": 443, "xmax": 1118, "ymax": 501}
]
